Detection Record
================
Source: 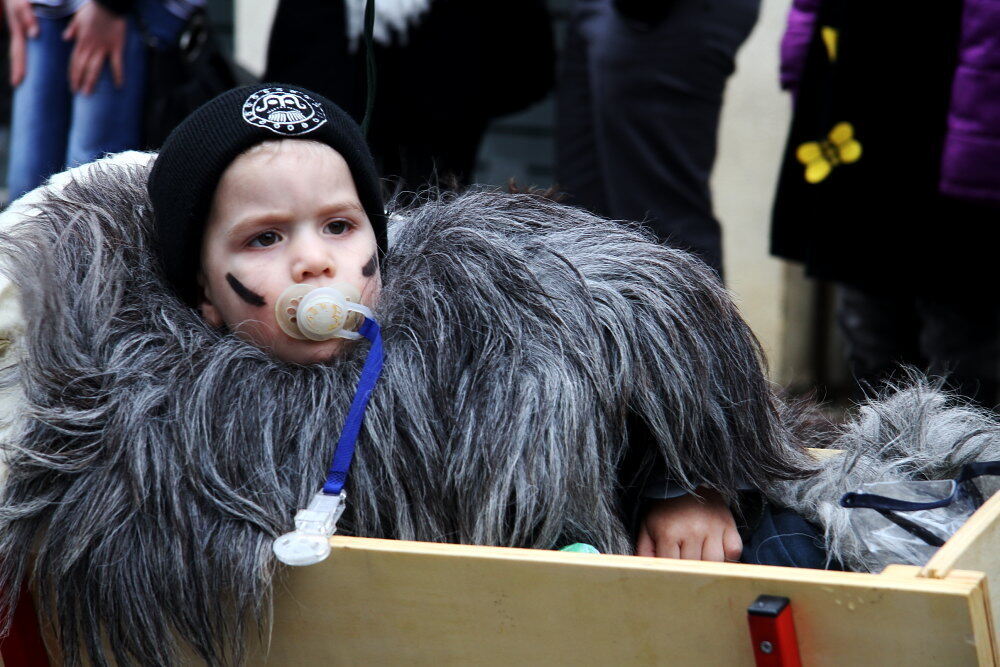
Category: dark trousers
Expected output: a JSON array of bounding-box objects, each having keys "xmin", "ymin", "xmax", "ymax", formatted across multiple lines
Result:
[
  {"xmin": 837, "ymin": 286, "xmax": 1000, "ymax": 408},
  {"xmin": 556, "ymin": 0, "xmax": 760, "ymax": 276},
  {"xmin": 742, "ymin": 504, "xmax": 837, "ymax": 569}
]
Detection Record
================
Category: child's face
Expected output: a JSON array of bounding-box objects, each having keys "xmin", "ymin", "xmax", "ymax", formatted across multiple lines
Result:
[{"xmin": 199, "ymin": 141, "xmax": 381, "ymax": 364}]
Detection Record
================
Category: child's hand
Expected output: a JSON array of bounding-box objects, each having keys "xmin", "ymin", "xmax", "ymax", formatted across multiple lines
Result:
[{"xmin": 636, "ymin": 488, "xmax": 742, "ymax": 562}]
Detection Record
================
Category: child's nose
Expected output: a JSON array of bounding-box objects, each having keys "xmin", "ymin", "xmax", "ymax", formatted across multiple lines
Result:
[{"xmin": 290, "ymin": 239, "xmax": 335, "ymax": 283}]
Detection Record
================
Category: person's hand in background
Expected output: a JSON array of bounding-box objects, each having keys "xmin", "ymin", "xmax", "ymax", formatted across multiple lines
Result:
[
  {"xmin": 63, "ymin": 1, "xmax": 126, "ymax": 94},
  {"xmin": 4, "ymin": 0, "xmax": 38, "ymax": 86}
]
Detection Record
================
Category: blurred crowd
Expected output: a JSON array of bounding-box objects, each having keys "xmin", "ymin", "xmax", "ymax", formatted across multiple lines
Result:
[{"xmin": 1, "ymin": 0, "xmax": 998, "ymax": 409}]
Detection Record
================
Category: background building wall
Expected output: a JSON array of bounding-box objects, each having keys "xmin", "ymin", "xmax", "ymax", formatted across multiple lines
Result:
[
  {"xmin": 234, "ymin": 0, "xmax": 278, "ymax": 76},
  {"xmin": 711, "ymin": 0, "xmax": 810, "ymax": 386}
]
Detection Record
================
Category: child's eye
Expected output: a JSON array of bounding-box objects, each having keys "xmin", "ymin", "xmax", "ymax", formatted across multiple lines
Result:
[
  {"xmin": 324, "ymin": 219, "xmax": 350, "ymax": 235},
  {"xmin": 248, "ymin": 231, "xmax": 281, "ymax": 247}
]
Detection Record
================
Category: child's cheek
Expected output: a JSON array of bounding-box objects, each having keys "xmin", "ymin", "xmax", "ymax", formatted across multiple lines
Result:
[
  {"xmin": 358, "ymin": 252, "xmax": 381, "ymax": 305},
  {"xmin": 361, "ymin": 252, "xmax": 377, "ymax": 278},
  {"xmin": 361, "ymin": 271, "xmax": 381, "ymax": 308},
  {"xmin": 225, "ymin": 273, "xmax": 267, "ymax": 308}
]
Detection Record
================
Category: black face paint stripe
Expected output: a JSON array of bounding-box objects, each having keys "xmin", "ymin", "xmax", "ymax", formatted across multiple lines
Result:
[
  {"xmin": 362, "ymin": 253, "xmax": 378, "ymax": 278},
  {"xmin": 226, "ymin": 273, "xmax": 266, "ymax": 307}
]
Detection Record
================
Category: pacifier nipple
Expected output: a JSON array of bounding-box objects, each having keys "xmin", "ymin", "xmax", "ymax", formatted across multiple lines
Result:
[{"xmin": 275, "ymin": 283, "xmax": 371, "ymax": 341}]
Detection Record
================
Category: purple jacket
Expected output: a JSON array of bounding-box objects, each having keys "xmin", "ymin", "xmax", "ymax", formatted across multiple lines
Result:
[
  {"xmin": 940, "ymin": 0, "xmax": 1000, "ymax": 206},
  {"xmin": 779, "ymin": 0, "xmax": 821, "ymax": 93},
  {"xmin": 780, "ymin": 0, "xmax": 1000, "ymax": 207}
]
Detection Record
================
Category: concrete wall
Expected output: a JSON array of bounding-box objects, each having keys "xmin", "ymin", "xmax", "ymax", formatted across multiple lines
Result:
[
  {"xmin": 712, "ymin": 0, "xmax": 809, "ymax": 384},
  {"xmin": 234, "ymin": 0, "xmax": 279, "ymax": 77}
]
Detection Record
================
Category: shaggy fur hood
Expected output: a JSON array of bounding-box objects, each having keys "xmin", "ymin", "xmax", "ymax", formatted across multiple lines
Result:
[{"xmin": 777, "ymin": 378, "xmax": 1000, "ymax": 572}]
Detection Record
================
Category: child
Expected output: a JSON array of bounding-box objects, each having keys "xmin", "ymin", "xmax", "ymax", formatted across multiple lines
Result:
[
  {"xmin": 0, "ymin": 84, "xmax": 821, "ymax": 663},
  {"xmin": 149, "ymin": 83, "xmax": 753, "ymax": 560}
]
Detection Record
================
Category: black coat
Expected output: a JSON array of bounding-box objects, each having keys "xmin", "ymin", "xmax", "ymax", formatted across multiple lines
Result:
[
  {"xmin": 770, "ymin": 0, "xmax": 999, "ymax": 296},
  {"xmin": 266, "ymin": 0, "xmax": 555, "ymax": 188}
]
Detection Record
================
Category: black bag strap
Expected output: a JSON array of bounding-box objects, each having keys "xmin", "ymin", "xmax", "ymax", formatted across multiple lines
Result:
[
  {"xmin": 838, "ymin": 461, "xmax": 1000, "ymax": 548},
  {"xmin": 874, "ymin": 510, "xmax": 947, "ymax": 547},
  {"xmin": 840, "ymin": 460, "xmax": 1000, "ymax": 512}
]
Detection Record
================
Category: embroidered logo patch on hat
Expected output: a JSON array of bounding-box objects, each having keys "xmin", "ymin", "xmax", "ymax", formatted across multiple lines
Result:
[{"xmin": 242, "ymin": 87, "xmax": 328, "ymax": 136}]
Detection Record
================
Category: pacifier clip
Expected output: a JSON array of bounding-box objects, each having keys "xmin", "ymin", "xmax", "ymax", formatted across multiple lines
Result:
[{"xmin": 272, "ymin": 317, "xmax": 384, "ymax": 566}]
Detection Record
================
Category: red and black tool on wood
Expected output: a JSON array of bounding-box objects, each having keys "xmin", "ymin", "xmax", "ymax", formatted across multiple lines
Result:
[{"xmin": 747, "ymin": 594, "xmax": 802, "ymax": 667}]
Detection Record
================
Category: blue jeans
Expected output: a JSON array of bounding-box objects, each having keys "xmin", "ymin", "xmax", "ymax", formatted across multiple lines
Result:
[{"xmin": 6, "ymin": 0, "xmax": 184, "ymax": 201}]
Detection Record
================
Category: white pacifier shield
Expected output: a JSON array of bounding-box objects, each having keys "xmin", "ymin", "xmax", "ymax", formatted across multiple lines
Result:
[
  {"xmin": 274, "ymin": 283, "xmax": 315, "ymax": 340},
  {"xmin": 272, "ymin": 532, "xmax": 332, "ymax": 566},
  {"xmin": 274, "ymin": 282, "xmax": 369, "ymax": 341}
]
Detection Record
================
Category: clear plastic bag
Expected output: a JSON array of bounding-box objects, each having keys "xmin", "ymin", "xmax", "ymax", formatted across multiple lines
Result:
[
  {"xmin": 843, "ymin": 479, "xmax": 978, "ymax": 572},
  {"xmin": 840, "ymin": 461, "xmax": 1000, "ymax": 572}
]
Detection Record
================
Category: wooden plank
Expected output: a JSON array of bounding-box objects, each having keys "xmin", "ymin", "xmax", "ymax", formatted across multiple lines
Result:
[
  {"xmin": 945, "ymin": 570, "xmax": 999, "ymax": 665},
  {"xmin": 250, "ymin": 537, "xmax": 989, "ymax": 666},
  {"xmin": 871, "ymin": 558, "xmax": 997, "ymax": 660},
  {"xmin": 921, "ymin": 491, "xmax": 1000, "ymax": 657},
  {"xmin": 922, "ymin": 491, "xmax": 1000, "ymax": 580},
  {"xmin": 881, "ymin": 564, "xmax": 923, "ymax": 578}
]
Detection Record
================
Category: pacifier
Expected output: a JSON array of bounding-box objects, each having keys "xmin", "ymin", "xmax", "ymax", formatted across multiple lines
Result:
[{"xmin": 275, "ymin": 282, "xmax": 373, "ymax": 341}]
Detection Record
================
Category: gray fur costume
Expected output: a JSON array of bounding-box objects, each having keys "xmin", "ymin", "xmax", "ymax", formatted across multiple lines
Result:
[
  {"xmin": 775, "ymin": 376, "xmax": 1000, "ymax": 572},
  {"xmin": 0, "ymin": 153, "xmax": 997, "ymax": 665}
]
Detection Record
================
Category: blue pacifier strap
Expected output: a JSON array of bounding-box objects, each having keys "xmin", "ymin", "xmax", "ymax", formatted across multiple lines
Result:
[{"xmin": 322, "ymin": 317, "xmax": 384, "ymax": 495}]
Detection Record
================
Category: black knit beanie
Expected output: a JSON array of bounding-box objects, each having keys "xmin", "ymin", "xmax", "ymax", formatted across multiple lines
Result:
[{"xmin": 148, "ymin": 84, "xmax": 386, "ymax": 305}]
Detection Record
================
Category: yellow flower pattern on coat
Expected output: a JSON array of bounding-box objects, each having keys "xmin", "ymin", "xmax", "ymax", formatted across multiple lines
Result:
[
  {"xmin": 796, "ymin": 122, "xmax": 862, "ymax": 184},
  {"xmin": 822, "ymin": 26, "xmax": 838, "ymax": 62}
]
